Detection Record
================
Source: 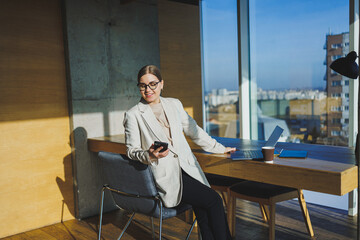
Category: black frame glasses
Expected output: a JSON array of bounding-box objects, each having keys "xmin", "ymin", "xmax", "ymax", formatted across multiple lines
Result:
[{"xmin": 137, "ymin": 81, "xmax": 161, "ymax": 91}]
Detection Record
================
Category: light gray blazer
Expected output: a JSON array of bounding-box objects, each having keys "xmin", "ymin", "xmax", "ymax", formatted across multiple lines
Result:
[{"xmin": 123, "ymin": 97, "xmax": 226, "ymax": 207}]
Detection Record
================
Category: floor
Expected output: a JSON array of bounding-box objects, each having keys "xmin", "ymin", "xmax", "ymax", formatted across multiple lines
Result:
[{"xmin": 1, "ymin": 199, "xmax": 357, "ymax": 240}]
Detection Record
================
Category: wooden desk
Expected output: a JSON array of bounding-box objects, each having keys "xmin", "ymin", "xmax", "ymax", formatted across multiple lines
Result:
[{"xmin": 88, "ymin": 135, "xmax": 358, "ymax": 196}]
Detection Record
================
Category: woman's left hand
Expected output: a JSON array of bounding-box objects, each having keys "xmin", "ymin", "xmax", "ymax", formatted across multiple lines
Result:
[{"xmin": 224, "ymin": 147, "xmax": 236, "ymax": 153}]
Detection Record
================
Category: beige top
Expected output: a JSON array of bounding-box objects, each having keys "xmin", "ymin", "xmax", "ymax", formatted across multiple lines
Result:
[{"xmin": 150, "ymin": 102, "xmax": 173, "ymax": 145}]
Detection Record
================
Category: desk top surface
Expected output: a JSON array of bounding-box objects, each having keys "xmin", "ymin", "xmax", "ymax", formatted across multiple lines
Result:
[{"xmin": 88, "ymin": 134, "xmax": 358, "ymax": 195}]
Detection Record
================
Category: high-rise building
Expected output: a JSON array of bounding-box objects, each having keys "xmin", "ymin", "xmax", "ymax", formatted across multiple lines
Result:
[{"xmin": 324, "ymin": 32, "xmax": 349, "ymax": 142}]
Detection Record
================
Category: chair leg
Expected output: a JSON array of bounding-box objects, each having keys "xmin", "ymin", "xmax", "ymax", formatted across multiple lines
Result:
[
  {"xmin": 158, "ymin": 200, "xmax": 163, "ymax": 240},
  {"xmin": 117, "ymin": 213, "xmax": 135, "ymax": 240},
  {"xmin": 297, "ymin": 190, "xmax": 314, "ymax": 237},
  {"xmin": 259, "ymin": 203, "xmax": 269, "ymax": 223},
  {"xmin": 227, "ymin": 189, "xmax": 236, "ymax": 237},
  {"xmin": 197, "ymin": 228, "xmax": 202, "ymax": 240},
  {"xmin": 268, "ymin": 204, "xmax": 276, "ymax": 240},
  {"xmin": 150, "ymin": 217, "xmax": 155, "ymax": 240},
  {"xmin": 186, "ymin": 218, "xmax": 197, "ymax": 240},
  {"xmin": 98, "ymin": 187, "xmax": 106, "ymax": 240},
  {"xmin": 220, "ymin": 191, "xmax": 228, "ymax": 208}
]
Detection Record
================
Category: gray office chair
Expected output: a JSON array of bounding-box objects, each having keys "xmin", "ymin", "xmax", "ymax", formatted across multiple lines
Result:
[{"xmin": 97, "ymin": 151, "xmax": 197, "ymax": 240}]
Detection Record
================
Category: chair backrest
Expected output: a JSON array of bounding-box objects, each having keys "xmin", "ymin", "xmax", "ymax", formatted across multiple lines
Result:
[{"xmin": 98, "ymin": 151, "xmax": 159, "ymax": 216}]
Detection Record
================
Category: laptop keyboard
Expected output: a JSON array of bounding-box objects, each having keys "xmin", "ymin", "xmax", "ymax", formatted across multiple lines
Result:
[{"xmin": 243, "ymin": 150, "xmax": 263, "ymax": 159}]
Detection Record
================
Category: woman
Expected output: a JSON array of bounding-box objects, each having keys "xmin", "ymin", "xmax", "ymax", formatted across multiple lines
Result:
[{"xmin": 123, "ymin": 65, "xmax": 235, "ymax": 240}]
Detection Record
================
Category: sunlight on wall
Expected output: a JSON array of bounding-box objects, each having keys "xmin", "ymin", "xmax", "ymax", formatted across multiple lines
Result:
[
  {"xmin": 184, "ymin": 107, "xmax": 194, "ymax": 119},
  {"xmin": 0, "ymin": 117, "xmax": 73, "ymax": 237},
  {"xmin": 73, "ymin": 110, "xmax": 126, "ymax": 138},
  {"xmin": 109, "ymin": 110, "xmax": 126, "ymax": 135}
]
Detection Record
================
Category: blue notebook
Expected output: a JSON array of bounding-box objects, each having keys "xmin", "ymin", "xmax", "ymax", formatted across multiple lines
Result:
[{"xmin": 279, "ymin": 150, "xmax": 307, "ymax": 158}]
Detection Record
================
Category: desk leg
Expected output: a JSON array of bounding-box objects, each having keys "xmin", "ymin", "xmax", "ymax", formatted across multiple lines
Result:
[
  {"xmin": 349, "ymin": 190, "xmax": 358, "ymax": 216},
  {"xmin": 298, "ymin": 190, "xmax": 314, "ymax": 237},
  {"xmin": 227, "ymin": 189, "xmax": 236, "ymax": 237}
]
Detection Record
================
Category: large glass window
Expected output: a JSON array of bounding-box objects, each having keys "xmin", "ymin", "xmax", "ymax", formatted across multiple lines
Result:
[
  {"xmin": 248, "ymin": 0, "xmax": 352, "ymax": 211},
  {"xmin": 201, "ymin": 0, "xmax": 355, "ymax": 213},
  {"xmin": 201, "ymin": 0, "xmax": 239, "ymax": 138},
  {"xmin": 249, "ymin": 0, "xmax": 350, "ymax": 146}
]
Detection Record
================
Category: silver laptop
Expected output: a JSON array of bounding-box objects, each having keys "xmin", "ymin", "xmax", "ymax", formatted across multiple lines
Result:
[{"xmin": 230, "ymin": 126, "xmax": 284, "ymax": 160}]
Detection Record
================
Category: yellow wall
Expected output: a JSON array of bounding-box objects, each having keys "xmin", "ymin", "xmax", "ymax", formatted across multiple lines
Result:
[
  {"xmin": 158, "ymin": 0, "xmax": 203, "ymax": 125},
  {"xmin": 0, "ymin": 0, "xmax": 74, "ymax": 237},
  {"xmin": 289, "ymin": 99, "xmax": 327, "ymax": 117}
]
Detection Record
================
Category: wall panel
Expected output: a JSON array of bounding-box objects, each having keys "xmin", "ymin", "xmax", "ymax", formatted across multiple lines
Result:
[
  {"xmin": 158, "ymin": 0, "xmax": 203, "ymax": 125},
  {"xmin": 0, "ymin": 0, "xmax": 74, "ymax": 237}
]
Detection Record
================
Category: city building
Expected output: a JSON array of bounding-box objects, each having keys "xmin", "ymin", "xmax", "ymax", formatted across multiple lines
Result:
[{"xmin": 324, "ymin": 32, "xmax": 350, "ymax": 140}]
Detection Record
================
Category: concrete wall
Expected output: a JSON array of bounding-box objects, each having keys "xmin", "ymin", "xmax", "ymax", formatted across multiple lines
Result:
[{"xmin": 64, "ymin": 0, "xmax": 160, "ymax": 218}]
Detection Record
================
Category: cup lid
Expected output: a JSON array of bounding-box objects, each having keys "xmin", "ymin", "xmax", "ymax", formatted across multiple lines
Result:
[{"xmin": 262, "ymin": 146, "xmax": 275, "ymax": 149}]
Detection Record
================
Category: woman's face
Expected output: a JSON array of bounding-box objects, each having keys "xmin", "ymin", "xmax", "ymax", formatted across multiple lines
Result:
[{"xmin": 138, "ymin": 73, "xmax": 163, "ymax": 105}]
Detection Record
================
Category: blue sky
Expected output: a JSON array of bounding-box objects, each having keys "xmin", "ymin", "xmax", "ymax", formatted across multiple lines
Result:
[{"xmin": 202, "ymin": 0, "xmax": 349, "ymax": 91}]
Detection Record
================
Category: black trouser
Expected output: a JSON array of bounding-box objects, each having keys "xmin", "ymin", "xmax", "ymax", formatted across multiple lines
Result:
[{"xmin": 181, "ymin": 169, "xmax": 232, "ymax": 240}]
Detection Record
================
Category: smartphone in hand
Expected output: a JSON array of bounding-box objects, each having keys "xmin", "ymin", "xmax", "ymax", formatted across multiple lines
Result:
[{"xmin": 153, "ymin": 141, "xmax": 168, "ymax": 152}]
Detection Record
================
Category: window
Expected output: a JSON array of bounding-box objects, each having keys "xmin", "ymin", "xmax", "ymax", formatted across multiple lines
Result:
[
  {"xmin": 330, "ymin": 69, "xmax": 339, "ymax": 75},
  {"xmin": 331, "ymin": 43, "xmax": 342, "ymax": 49},
  {"xmin": 332, "ymin": 118, "xmax": 341, "ymax": 124},
  {"xmin": 202, "ymin": 0, "xmax": 356, "ymax": 213},
  {"xmin": 331, "ymin": 106, "xmax": 341, "ymax": 112},
  {"xmin": 331, "ymin": 130, "xmax": 341, "ymax": 136},
  {"xmin": 249, "ymin": 0, "xmax": 350, "ymax": 146},
  {"xmin": 331, "ymin": 55, "xmax": 342, "ymax": 61},
  {"xmin": 331, "ymin": 80, "xmax": 341, "ymax": 86},
  {"xmin": 201, "ymin": 0, "xmax": 239, "ymax": 138}
]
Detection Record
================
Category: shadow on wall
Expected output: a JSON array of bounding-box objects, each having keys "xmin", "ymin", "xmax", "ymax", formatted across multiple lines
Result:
[
  {"xmin": 56, "ymin": 127, "xmax": 117, "ymax": 220},
  {"xmin": 56, "ymin": 153, "xmax": 75, "ymax": 220}
]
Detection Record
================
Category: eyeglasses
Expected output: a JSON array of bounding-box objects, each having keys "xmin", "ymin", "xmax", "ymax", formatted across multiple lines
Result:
[{"xmin": 137, "ymin": 81, "xmax": 161, "ymax": 91}]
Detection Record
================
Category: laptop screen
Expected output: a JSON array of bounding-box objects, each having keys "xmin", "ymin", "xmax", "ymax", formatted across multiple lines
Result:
[{"xmin": 264, "ymin": 126, "xmax": 284, "ymax": 147}]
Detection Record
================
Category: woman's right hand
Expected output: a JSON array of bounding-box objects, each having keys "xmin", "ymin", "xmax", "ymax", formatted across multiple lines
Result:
[
  {"xmin": 149, "ymin": 144, "xmax": 170, "ymax": 160},
  {"xmin": 224, "ymin": 147, "xmax": 236, "ymax": 153}
]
